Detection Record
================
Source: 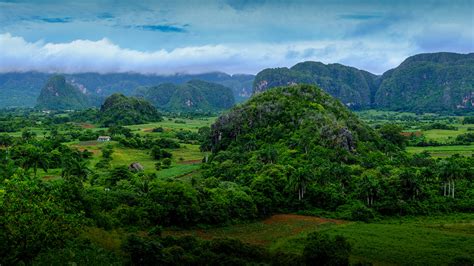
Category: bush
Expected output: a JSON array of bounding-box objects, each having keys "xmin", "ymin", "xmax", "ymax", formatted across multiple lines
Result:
[
  {"xmin": 303, "ymin": 232, "xmax": 351, "ymax": 266},
  {"xmin": 162, "ymin": 158, "xmax": 172, "ymax": 169}
]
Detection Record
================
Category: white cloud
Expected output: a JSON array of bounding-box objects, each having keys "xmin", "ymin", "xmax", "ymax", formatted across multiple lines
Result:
[{"xmin": 0, "ymin": 32, "xmax": 417, "ymax": 75}]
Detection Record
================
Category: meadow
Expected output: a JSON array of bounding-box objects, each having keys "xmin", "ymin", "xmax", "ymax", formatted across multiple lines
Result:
[
  {"xmin": 356, "ymin": 110, "xmax": 474, "ymax": 158},
  {"xmin": 407, "ymin": 145, "xmax": 474, "ymax": 157},
  {"xmin": 164, "ymin": 213, "xmax": 474, "ymax": 265}
]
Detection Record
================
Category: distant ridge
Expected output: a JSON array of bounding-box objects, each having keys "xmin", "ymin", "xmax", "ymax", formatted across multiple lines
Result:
[
  {"xmin": 0, "ymin": 72, "xmax": 254, "ymax": 108},
  {"xmin": 253, "ymin": 52, "xmax": 474, "ymax": 113}
]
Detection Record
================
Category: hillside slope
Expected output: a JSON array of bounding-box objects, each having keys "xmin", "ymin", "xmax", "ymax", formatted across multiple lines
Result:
[
  {"xmin": 253, "ymin": 62, "xmax": 378, "ymax": 109},
  {"xmin": 374, "ymin": 52, "xmax": 474, "ymax": 113},
  {"xmin": 36, "ymin": 75, "xmax": 97, "ymax": 110},
  {"xmin": 204, "ymin": 84, "xmax": 382, "ymax": 193},
  {"xmin": 99, "ymin": 93, "xmax": 161, "ymax": 126}
]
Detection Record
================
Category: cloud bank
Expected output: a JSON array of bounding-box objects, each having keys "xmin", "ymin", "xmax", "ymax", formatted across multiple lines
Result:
[{"xmin": 1, "ymin": 33, "xmax": 418, "ymax": 75}]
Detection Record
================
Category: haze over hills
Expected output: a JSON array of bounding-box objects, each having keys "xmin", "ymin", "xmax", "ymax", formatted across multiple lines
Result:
[
  {"xmin": 254, "ymin": 52, "xmax": 474, "ymax": 113},
  {"xmin": 0, "ymin": 72, "xmax": 254, "ymax": 108},
  {"xmin": 134, "ymin": 80, "xmax": 235, "ymax": 113},
  {"xmin": 1, "ymin": 52, "xmax": 473, "ymax": 114}
]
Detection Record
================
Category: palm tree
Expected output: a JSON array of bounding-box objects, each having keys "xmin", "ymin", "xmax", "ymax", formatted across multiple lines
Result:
[
  {"xmin": 359, "ymin": 170, "xmax": 380, "ymax": 206},
  {"xmin": 439, "ymin": 157, "xmax": 464, "ymax": 198},
  {"xmin": 62, "ymin": 156, "xmax": 90, "ymax": 181},
  {"xmin": 21, "ymin": 145, "xmax": 49, "ymax": 177},
  {"xmin": 287, "ymin": 166, "xmax": 312, "ymax": 201}
]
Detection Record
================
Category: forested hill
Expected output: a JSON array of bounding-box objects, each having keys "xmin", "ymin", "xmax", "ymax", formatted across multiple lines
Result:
[
  {"xmin": 0, "ymin": 72, "xmax": 254, "ymax": 108},
  {"xmin": 375, "ymin": 52, "xmax": 474, "ymax": 113},
  {"xmin": 36, "ymin": 75, "xmax": 98, "ymax": 110},
  {"xmin": 204, "ymin": 84, "xmax": 384, "ymax": 205},
  {"xmin": 133, "ymin": 80, "xmax": 235, "ymax": 113},
  {"xmin": 99, "ymin": 93, "xmax": 161, "ymax": 126},
  {"xmin": 253, "ymin": 62, "xmax": 379, "ymax": 109},
  {"xmin": 253, "ymin": 52, "xmax": 474, "ymax": 113}
]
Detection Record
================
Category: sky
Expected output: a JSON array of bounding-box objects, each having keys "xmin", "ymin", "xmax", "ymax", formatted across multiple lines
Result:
[{"xmin": 0, "ymin": 0, "xmax": 473, "ymax": 75}]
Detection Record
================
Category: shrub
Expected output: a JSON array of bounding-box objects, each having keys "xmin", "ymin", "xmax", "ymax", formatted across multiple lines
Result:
[{"xmin": 303, "ymin": 232, "xmax": 351, "ymax": 266}]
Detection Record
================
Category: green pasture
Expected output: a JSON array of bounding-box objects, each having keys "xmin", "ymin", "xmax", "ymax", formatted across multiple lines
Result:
[
  {"xmin": 422, "ymin": 123, "xmax": 472, "ymax": 142},
  {"xmin": 125, "ymin": 116, "xmax": 216, "ymax": 133},
  {"xmin": 70, "ymin": 140, "xmax": 205, "ymax": 177},
  {"xmin": 407, "ymin": 145, "xmax": 474, "ymax": 157},
  {"xmin": 165, "ymin": 213, "xmax": 474, "ymax": 265}
]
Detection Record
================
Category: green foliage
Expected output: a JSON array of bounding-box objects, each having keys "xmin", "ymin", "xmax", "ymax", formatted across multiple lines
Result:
[
  {"xmin": 303, "ymin": 232, "xmax": 351, "ymax": 266},
  {"xmin": 462, "ymin": 116, "xmax": 474, "ymax": 124},
  {"xmin": 151, "ymin": 146, "xmax": 172, "ymax": 160},
  {"xmin": 378, "ymin": 123, "xmax": 407, "ymax": 149},
  {"xmin": 122, "ymin": 234, "xmax": 270, "ymax": 265},
  {"xmin": 0, "ymin": 174, "xmax": 83, "ymax": 264}
]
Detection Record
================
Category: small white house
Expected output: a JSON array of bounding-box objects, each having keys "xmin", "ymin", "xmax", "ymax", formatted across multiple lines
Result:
[{"xmin": 97, "ymin": 136, "xmax": 111, "ymax": 142}]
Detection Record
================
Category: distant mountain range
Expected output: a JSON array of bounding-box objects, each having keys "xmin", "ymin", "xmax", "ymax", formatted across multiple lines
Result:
[
  {"xmin": 0, "ymin": 72, "xmax": 254, "ymax": 108},
  {"xmin": 1, "ymin": 52, "xmax": 473, "ymax": 114},
  {"xmin": 254, "ymin": 52, "xmax": 474, "ymax": 113}
]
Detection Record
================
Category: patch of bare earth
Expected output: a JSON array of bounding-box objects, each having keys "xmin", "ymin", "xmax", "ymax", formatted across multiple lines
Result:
[
  {"xmin": 178, "ymin": 159, "xmax": 202, "ymax": 165},
  {"xmin": 163, "ymin": 214, "xmax": 345, "ymax": 246},
  {"xmin": 264, "ymin": 214, "xmax": 344, "ymax": 225},
  {"xmin": 79, "ymin": 123, "xmax": 95, "ymax": 129}
]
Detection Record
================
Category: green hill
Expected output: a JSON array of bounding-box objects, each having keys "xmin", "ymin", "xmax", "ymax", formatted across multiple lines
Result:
[
  {"xmin": 99, "ymin": 93, "xmax": 162, "ymax": 126},
  {"xmin": 374, "ymin": 52, "xmax": 474, "ymax": 113},
  {"xmin": 253, "ymin": 62, "xmax": 378, "ymax": 109},
  {"xmin": 36, "ymin": 75, "xmax": 96, "ymax": 110},
  {"xmin": 204, "ymin": 84, "xmax": 382, "ymax": 193},
  {"xmin": 134, "ymin": 80, "xmax": 235, "ymax": 113}
]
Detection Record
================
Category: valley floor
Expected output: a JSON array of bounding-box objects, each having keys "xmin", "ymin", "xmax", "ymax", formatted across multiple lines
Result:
[{"xmin": 163, "ymin": 213, "xmax": 474, "ymax": 265}]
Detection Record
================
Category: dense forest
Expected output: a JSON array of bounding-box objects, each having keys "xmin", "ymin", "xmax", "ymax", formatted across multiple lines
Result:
[{"xmin": 0, "ymin": 84, "xmax": 472, "ymax": 265}]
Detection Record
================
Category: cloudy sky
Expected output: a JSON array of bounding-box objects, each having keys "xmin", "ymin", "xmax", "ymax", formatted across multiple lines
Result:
[{"xmin": 0, "ymin": 0, "xmax": 473, "ymax": 75}]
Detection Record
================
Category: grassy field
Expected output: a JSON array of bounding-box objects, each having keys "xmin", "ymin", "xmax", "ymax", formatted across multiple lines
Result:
[
  {"xmin": 407, "ymin": 145, "xmax": 474, "ymax": 157},
  {"xmin": 164, "ymin": 213, "xmax": 474, "ymax": 265},
  {"xmin": 423, "ymin": 124, "xmax": 473, "ymax": 142},
  {"xmin": 125, "ymin": 116, "xmax": 217, "ymax": 134},
  {"xmin": 70, "ymin": 140, "xmax": 205, "ymax": 176}
]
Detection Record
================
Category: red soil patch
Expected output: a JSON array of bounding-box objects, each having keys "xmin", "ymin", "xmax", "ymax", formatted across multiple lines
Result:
[
  {"xmin": 76, "ymin": 147, "xmax": 100, "ymax": 155},
  {"xmin": 263, "ymin": 214, "xmax": 345, "ymax": 225},
  {"xmin": 42, "ymin": 175, "xmax": 56, "ymax": 181},
  {"xmin": 178, "ymin": 159, "xmax": 202, "ymax": 165},
  {"xmin": 401, "ymin": 131, "xmax": 423, "ymax": 137},
  {"xmin": 79, "ymin": 123, "xmax": 95, "ymax": 129},
  {"xmin": 163, "ymin": 214, "xmax": 346, "ymax": 246}
]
